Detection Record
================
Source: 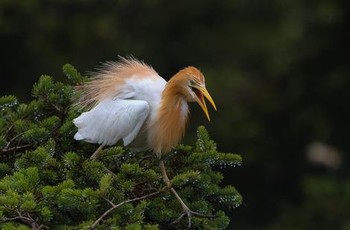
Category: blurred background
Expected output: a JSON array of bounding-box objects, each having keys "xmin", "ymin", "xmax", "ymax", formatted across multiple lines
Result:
[{"xmin": 1, "ymin": 0, "xmax": 349, "ymax": 229}]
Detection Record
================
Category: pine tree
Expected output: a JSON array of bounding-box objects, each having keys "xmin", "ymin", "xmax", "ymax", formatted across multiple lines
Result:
[{"xmin": 0, "ymin": 65, "xmax": 242, "ymax": 229}]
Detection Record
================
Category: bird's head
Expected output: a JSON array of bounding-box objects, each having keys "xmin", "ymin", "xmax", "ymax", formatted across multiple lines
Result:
[{"xmin": 180, "ymin": 67, "xmax": 217, "ymax": 121}]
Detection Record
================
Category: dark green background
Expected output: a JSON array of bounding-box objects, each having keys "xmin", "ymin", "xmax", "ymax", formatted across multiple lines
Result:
[{"xmin": 1, "ymin": 0, "xmax": 349, "ymax": 229}]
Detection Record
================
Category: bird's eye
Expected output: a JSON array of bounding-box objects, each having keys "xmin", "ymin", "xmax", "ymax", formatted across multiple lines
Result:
[{"xmin": 189, "ymin": 79, "xmax": 196, "ymax": 86}]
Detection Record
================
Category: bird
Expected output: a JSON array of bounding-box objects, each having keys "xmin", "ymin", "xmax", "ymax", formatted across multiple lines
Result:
[{"xmin": 72, "ymin": 56, "xmax": 216, "ymax": 227}]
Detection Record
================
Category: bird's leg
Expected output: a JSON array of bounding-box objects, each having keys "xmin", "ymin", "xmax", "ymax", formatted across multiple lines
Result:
[
  {"xmin": 159, "ymin": 160, "xmax": 172, "ymax": 188},
  {"xmin": 159, "ymin": 160, "xmax": 215, "ymax": 227},
  {"xmin": 90, "ymin": 145, "xmax": 117, "ymax": 176},
  {"xmin": 90, "ymin": 144, "xmax": 104, "ymax": 160}
]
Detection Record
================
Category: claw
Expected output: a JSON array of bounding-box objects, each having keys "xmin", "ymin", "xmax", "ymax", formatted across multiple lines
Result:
[
  {"xmin": 160, "ymin": 160, "xmax": 216, "ymax": 228},
  {"xmin": 170, "ymin": 209, "xmax": 217, "ymax": 227}
]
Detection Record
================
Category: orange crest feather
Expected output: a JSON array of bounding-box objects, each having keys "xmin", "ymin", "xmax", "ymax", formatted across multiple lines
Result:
[{"xmin": 75, "ymin": 56, "xmax": 158, "ymax": 108}]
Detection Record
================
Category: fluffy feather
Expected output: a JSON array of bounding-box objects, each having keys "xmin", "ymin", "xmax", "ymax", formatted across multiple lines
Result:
[
  {"xmin": 75, "ymin": 56, "xmax": 159, "ymax": 108},
  {"xmin": 73, "ymin": 57, "xmax": 212, "ymax": 157}
]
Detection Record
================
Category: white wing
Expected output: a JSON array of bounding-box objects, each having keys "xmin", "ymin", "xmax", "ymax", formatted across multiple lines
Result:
[{"xmin": 73, "ymin": 98, "xmax": 149, "ymax": 146}]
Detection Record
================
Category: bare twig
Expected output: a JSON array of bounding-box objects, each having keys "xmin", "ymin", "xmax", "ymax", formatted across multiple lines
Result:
[
  {"xmin": 1, "ymin": 143, "xmax": 33, "ymax": 154},
  {"xmin": 1, "ymin": 132, "xmax": 32, "ymax": 154},
  {"xmin": 5, "ymin": 132, "xmax": 24, "ymax": 149},
  {"xmin": 90, "ymin": 190, "xmax": 162, "ymax": 229},
  {"xmin": 1, "ymin": 211, "xmax": 47, "ymax": 230},
  {"xmin": 51, "ymin": 103, "xmax": 62, "ymax": 112},
  {"xmin": 102, "ymin": 166, "xmax": 117, "ymax": 177}
]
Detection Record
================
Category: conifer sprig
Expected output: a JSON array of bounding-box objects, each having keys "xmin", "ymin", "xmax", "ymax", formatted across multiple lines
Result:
[{"xmin": 0, "ymin": 65, "xmax": 242, "ymax": 229}]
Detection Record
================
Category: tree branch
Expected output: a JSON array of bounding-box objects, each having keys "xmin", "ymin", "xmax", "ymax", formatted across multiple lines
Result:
[
  {"xmin": 90, "ymin": 190, "xmax": 162, "ymax": 229},
  {"xmin": 1, "ymin": 143, "xmax": 33, "ymax": 154},
  {"xmin": 1, "ymin": 211, "xmax": 47, "ymax": 230}
]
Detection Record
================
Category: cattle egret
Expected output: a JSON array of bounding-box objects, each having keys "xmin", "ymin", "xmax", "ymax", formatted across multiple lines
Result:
[{"xmin": 73, "ymin": 56, "xmax": 216, "ymax": 226}]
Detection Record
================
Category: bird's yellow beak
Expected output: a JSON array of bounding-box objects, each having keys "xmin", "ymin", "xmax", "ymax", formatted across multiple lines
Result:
[{"xmin": 195, "ymin": 86, "xmax": 217, "ymax": 121}]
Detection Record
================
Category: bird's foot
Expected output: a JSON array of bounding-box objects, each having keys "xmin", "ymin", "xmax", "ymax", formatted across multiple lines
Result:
[
  {"xmin": 160, "ymin": 160, "xmax": 216, "ymax": 227},
  {"xmin": 169, "ymin": 187, "xmax": 216, "ymax": 227},
  {"xmin": 170, "ymin": 207, "xmax": 216, "ymax": 228}
]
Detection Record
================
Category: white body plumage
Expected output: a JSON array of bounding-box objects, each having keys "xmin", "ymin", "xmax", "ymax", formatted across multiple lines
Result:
[{"xmin": 73, "ymin": 73, "xmax": 167, "ymax": 150}]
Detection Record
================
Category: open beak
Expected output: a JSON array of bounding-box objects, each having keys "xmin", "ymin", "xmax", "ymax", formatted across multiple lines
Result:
[{"xmin": 195, "ymin": 86, "xmax": 217, "ymax": 121}]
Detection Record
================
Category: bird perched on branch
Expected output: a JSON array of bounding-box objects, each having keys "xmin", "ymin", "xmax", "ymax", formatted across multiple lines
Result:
[{"xmin": 73, "ymin": 56, "xmax": 216, "ymax": 227}]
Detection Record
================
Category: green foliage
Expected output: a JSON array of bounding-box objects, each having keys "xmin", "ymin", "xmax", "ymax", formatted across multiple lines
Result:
[
  {"xmin": 63, "ymin": 64, "xmax": 88, "ymax": 85},
  {"xmin": 1, "ymin": 1, "xmax": 349, "ymax": 229},
  {"xmin": 0, "ymin": 65, "xmax": 242, "ymax": 229}
]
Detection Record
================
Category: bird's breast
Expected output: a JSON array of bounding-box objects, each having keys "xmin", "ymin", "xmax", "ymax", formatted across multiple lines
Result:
[{"xmin": 147, "ymin": 97, "xmax": 190, "ymax": 157}]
